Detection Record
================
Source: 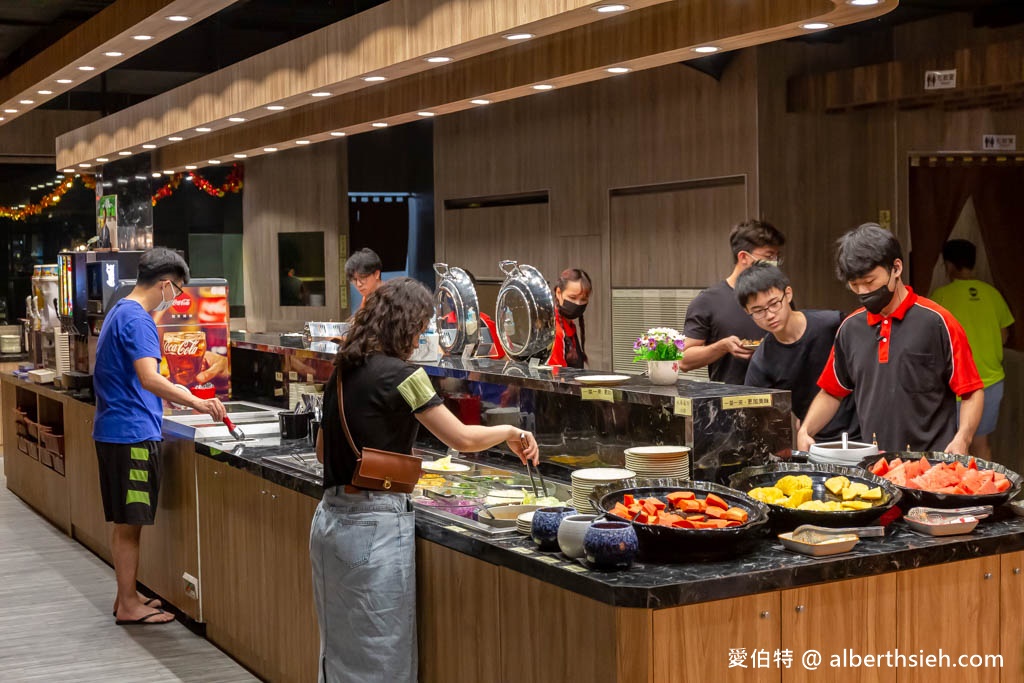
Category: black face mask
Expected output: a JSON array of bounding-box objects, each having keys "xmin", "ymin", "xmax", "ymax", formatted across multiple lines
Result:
[
  {"xmin": 559, "ymin": 300, "xmax": 587, "ymax": 320},
  {"xmin": 857, "ymin": 270, "xmax": 896, "ymax": 315}
]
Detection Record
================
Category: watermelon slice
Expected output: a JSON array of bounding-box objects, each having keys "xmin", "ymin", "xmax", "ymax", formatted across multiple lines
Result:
[{"xmin": 870, "ymin": 457, "xmax": 890, "ymax": 476}]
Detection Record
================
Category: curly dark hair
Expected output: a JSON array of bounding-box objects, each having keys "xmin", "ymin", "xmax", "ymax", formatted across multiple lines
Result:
[{"xmin": 335, "ymin": 277, "xmax": 433, "ymax": 368}]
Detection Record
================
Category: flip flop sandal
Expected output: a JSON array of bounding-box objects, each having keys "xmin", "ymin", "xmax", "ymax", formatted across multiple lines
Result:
[
  {"xmin": 115, "ymin": 609, "xmax": 172, "ymax": 626},
  {"xmin": 112, "ymin": 597, "xmax": 162, "ymax": 617}
]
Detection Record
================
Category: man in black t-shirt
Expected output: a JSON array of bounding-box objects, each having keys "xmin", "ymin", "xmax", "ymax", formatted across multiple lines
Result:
[
  {"xmin": 682, "ymin": 219, "xmax": 786, "ymax": 384},
  {"xmin": 736, "ymin": 263, "xmax": 859, "ymax": 442}
]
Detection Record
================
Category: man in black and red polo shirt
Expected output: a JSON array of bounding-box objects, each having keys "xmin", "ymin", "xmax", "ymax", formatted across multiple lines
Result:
[{"xmin": 797, "ymin": 223, "xmax": 984, "ymax": 454}]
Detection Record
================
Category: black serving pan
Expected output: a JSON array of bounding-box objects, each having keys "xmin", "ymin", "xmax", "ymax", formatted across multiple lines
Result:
[
  {"xmin": 729, "ymin": 462, "xmax": 902, "ymax": 531},
  {"xmin": 857, "ymin": 452, "xmax": 1022, "ymax": 511},
  {"xmin": 589, "ymin": 478, "xmax": 770, "ymax": 563}
]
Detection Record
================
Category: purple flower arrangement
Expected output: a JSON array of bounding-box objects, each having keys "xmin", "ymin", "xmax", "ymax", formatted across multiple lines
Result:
[{"xmin": 632, "ymin": 327, "xmax": 686, "ymax": 362}]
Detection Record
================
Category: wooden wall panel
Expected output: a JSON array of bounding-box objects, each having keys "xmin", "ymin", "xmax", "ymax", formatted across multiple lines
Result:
[
  {"xmin": 441, "ymin": 204, "xmax": 552, "ymax": 280},
  {"xmin": 435, "ymin": 52, "xmax": 762, "ymax": 367},
  {"xmin": 609, "ymin": 180, "xmax": 748, "ymax": 289},
  {"xmin": 0, "ymin": 110, "xmax": 98, "ymax": 160},
  {"xmin": 241, "ymin": 141, "xmax": 347, "ymax": 331}
]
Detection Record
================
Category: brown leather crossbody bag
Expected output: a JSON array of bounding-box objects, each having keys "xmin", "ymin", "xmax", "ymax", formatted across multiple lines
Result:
[{"xmin": 336, "ymin": 371, "xmax": 421, "ymax": 493}]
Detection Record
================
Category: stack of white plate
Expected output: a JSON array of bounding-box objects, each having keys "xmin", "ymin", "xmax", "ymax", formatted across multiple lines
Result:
[
  {"xmin": 516, "ymin": 510, "xmax": 535, "ymax": 535},
  {"xmin": 624, "ymin": 445, "xmax": 691, "ymax": 479},
  {"xmin": 571, "ymin": 467, "xmax": 636, "ymax": 513},
  {"xmin": 808, "ymin": 441, "xmax": 877, "ymax": 466}
]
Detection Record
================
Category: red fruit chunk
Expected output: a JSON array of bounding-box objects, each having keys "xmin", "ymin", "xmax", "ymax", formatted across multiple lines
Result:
[{"xmin": 705, "ymin": 493, "xmax": 729, "ymax": 510}]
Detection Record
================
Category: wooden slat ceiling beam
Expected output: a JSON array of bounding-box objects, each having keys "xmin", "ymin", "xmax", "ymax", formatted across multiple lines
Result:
[
  {"xmin": 146, "ymin": 0, "xmax": 895, "ymax": 171},
  {"xmin": 0, "ymin": 0, "xmax": 237, "ymax": 128},
  {"xmin": 56, "ymin": 0, "xmax": 678, "ymax": 169},
  {"xmin": 788, "ymin": 37, "xmax": 1024, "ymax": 113}
]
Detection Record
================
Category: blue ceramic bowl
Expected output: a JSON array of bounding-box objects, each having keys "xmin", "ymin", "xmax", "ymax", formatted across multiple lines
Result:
[
  {"xmin": 583, "ymin": 521, "xmax": 639, "ymax": 570},
  {"xmin": 531, "ymin": 506, "xmax": 577, "ymax": 550}
]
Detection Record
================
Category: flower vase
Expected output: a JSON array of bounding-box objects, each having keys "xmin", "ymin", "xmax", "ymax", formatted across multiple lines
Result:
[{"xmin": 648, "ymin": 360, "xmax": 679, "ymax": 385}]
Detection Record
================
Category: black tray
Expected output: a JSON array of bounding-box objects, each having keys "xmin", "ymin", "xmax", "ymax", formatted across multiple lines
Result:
[
  {"xmin": 858, "ymin": 452, "xmax": 1022, "ymax": 510},
  {"xmin": 729, "ymin": 462, "xmax": 902, "ymax": 530},
  {"xmin": 589, "ymin": 478, "xmax": 770, "ymax": 563}
]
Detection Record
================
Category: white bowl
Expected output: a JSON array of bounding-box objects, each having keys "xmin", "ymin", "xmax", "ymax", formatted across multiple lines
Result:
[{"xmin": 557, "ymin": 514, "xmax": 599, "ymax": 559}]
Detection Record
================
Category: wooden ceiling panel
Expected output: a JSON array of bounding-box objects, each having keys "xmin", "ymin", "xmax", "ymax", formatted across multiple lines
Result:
[{"xmin": 152, "ymin": 0, "xmax": 897, "ymax": 170}]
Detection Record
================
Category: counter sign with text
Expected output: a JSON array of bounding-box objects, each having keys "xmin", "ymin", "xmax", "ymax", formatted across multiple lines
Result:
[{"xmin": 722, "ymin": 394, "xmax": 773, "ymax": 410}]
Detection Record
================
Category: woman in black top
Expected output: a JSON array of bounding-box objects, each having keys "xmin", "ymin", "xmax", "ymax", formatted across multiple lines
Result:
[{"xmin": 312, "ymin": 277, "xmax": 538, "ymax": 683}]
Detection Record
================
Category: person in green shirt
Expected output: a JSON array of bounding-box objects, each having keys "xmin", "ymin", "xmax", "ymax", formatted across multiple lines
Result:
[{"xmin": 931, "ymin": 239, "xmax": 1015, "ymax": 462}]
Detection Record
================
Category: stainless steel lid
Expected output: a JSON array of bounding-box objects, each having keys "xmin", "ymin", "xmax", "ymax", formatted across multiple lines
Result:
[
  {"xmin": 433, "ymin": 263, "xmax": 480, "ymax": 354},
  {"xmin": 495, "ymin": 260, "xmax": 554, "ymax": 360}
]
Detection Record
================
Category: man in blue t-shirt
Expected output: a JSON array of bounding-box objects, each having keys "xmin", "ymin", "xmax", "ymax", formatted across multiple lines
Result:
[{"xmin": 93, "ymin": 247, "xmax": 225, "ymax": 626}]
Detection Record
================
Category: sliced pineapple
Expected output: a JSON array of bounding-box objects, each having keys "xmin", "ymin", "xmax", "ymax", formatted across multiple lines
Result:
[
  {"xmin": 841, "ymin": 500, "xmax": 873, "ymax": 510},
  {"xmin": 860, "ymin": 486, "xmax": 883, "ymax": 501},
  {"xmin": 787, "ymin": 488, "xmax": 813, "ymax": 508},
  {"xmin": 825, "ymin": 476, "xmax": 850, "ymax": 496}
]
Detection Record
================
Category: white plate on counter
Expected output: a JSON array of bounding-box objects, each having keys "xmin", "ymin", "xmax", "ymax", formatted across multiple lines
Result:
[
  {"xmin": 575, "ymin": 374, "xmax": 631, "ymax": 387},
  {"xmin": 422, "ymin": 461, "xmax": 472, "ymax": 474}
]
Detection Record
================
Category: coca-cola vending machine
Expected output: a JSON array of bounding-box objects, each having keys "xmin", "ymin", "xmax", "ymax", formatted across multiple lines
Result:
[{"xmin": 154, "ymin": 278, "xmax": 230, "ymax": 406}]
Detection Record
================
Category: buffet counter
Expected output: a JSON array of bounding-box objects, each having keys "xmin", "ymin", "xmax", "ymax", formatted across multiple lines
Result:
[{"xmin": 5, "ymin": 371, "xmax": 1024, "ymax": 683}]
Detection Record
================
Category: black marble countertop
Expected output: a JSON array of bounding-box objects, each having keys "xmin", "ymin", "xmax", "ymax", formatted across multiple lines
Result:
[
  {"xmin": 229, "ymin": 331, "xmax": 788, "ymax": 407},
  {"xmin": 191, "ymin": 433, "xmax": 1024, "ymax": 609}
]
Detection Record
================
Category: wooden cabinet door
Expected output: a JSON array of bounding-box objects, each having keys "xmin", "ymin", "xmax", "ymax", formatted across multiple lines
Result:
[
  {"xmin": 64, "ymin": 399, "xmax": 110, "ymax": 561},
  {"xmin": 196, "ymin": 457, "xmax": 266, "ymax": 675},
  {"xmin": 1000, "ymin": 552, "xmax": 1024, "ymax": 683},
  {"xmin": 782, "ymin": 574, "xmax": 897, "ymax": 683},
  {"xmin": 259, "ymin": 480, "xmax": 319, "ymax": 683},
  {"xmin": 896, "ymin": 556, "xmax": 1001, "ymax": 683},
  {"xmin": 653, "ymin": 592, "xmax": 782, "ymax": 683}
]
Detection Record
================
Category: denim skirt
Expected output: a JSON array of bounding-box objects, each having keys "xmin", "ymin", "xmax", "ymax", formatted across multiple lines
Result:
[{"xmin": 310, "ymin": 486, "xmax": 417, "ymax": 683}]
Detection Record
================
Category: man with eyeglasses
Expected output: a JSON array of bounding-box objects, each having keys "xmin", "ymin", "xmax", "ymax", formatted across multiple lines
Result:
[
  {"xmin": 345, "ymin": 248, "xmax": 384, "ymax": 310},
  {"xmin": 737, "ymin": 263, "xmax": 859, "ymax": 443},
  {"xmin": 682, "ymin": 219, "xmax": 786, "ymax": 384},
  {"xmin": 94, "ymin": 247, "xmax": 226, "ymax": 626}
]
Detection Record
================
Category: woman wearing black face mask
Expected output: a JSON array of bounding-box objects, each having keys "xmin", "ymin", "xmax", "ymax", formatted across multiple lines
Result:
[{"xmin": 547, "ymin": 268, "xmax": 592, "ymax": 368}]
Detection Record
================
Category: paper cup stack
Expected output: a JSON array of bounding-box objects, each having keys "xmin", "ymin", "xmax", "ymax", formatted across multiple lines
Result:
[
  {"xmin": 571, "ymin": 468, "xmax": 636, "ymax": 513},
  {"xmin": 624, "ymin": 445, "xmax": 691, "ymax": 479}
]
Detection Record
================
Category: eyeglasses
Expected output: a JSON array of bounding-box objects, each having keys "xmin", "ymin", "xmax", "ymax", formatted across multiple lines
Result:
[
  {"xmin": 747, "ymin": 295, "xmax": 786, "ymax": 319},
  {"xmin": 351, "ymin": 274, "xmax": 374, "ymax": 287},
  {"xmin": 746, "ymin": 250, "xmax": 783, "ymax": 266},
  {"xmin": 166, "ymin": 280, "xmax": 184, "ymax": 297}
]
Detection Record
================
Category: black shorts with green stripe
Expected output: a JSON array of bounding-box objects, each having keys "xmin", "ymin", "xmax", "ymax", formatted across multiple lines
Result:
[{"xmin": 96, "ymin": 440, "xmax": 163, "ymax": 525}]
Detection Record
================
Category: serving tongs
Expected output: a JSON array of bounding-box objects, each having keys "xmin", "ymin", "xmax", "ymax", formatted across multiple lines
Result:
[
  {"xmin": 790, "ymin": 524, "xmax": 885, "ymax": 544},
  {"xmin": 905, "ymin": 505, "xmax": 992, "ymax": 524},
  {"xmin": 520, "ymin": 433, "xmax": 547, "ymax": 498}
]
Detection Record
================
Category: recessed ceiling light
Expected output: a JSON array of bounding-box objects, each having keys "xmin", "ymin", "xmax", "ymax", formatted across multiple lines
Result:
[
  {"xmin": 96, "ymin": 157, "xmax": 109, "ymax": 162},
  {"xmin": 3, "ymin": 109, "xmax": 17, "ymax": 113},
  {"xmin": 151, "ymin": 172, "xmax": 162, "ymax": 177},
  {"xmin": 195, "ymin": 127, "xmax": 211, "ymax": 132},
  {"xmin": 595, "ymin": 3, "xmax": 629, "ymax": 11},
  {"xmin": 693, "ymin": 46, "xmax": 720, "ymax": 53},
  {"xmin": 37, "ymin": 90, "xmax": 52, "ymax": 95},
  {"xmin": 185, "ymin": 165, "xmax": 197, "ymax": 170},
  {"xmin": 532, "ymin": 84, "xmax": 554, "ymax": 90},
  {"xmin": 142, "ymin": 144, "xmax": 156, "ymax": 149},
  {"xmin": 228, "ymin": 116, "xmax": 246, "ymax": 122},
  {"xmin": 168, "ymin": 136, "xmax": 183, "ymax": 142},
  {"xmin": 425, "ymin": 56, "xmax": 451, "ymax": 63},
  {"xmin": 847, "ymin": 0, "xmax": 881, "ymax": 5},
  {"xmin": 310, "ymin": 92, "xmax": 331, "ymax": 97},
  {"xmin": 607, "ymin": 67, "xmax": 631, "ymax": 74},
  {"xmin": 266, "ymin": 105, "xmax": 285, "ymax": 111},
  {"xmin": 79, "ymin": 163, "xmax": 91, "ymax": 168},
  {"xmin": 330, "ymin": 131, "xmax": 346, "ymax": 137},
  {"xmin": 118, "ymin": 151, "xmax": 131, "ymax": 156},
  {"xmin": 19, "ymin": 100, "xmax": 33, "ymax": 105},
  {"xmin": 295, "ymin": 140, "xmax": 311, "ymax": 145},
  {"xmin": 233, "ymin": 153, "xmax": 247, "ymax": 158},
  {"xmin": 62, "ymin": 168, "xmax": 74, "ymax": 173},
  {"xmin": 167, "ymin": 15, "xmax": 190, "ymax": 21},
  {"xmin": 371, "ymin": 122, "xmax": 388, "ymax": 128},
  {"xmin": 56, "ymin": 78, "xmax": 73, "ymax": 84},
  {"xmin": 133, "ymin": 35, "xmax": 153, "ymax": 41},
  {"xmin": 78, "ymin": 65, "xmax": 95, "ymax": 71},
  {"xmin": 504, "ymin": 33, "xmax": 534, "ymax": 41},
  {"xmin": 363, "ymin": 76, "xmax": 386, "ymax": 82},
  {"xmin": 104, "ymin": 51, "xmax": 123, "ymax": 57},
  {"xmin": 208, "ymin": 160, "xmax": 221, "ymax": 164},
  {"xmin": 470, "ymin": 99, "xmax": 491, "ymax": 105},
  {"xmin": 163, "ymin": 170, "xmax": 174, "ymax": 175},
  {"xmin": 800, "ymin": 22, "xmax": 833, "ymax": 30},
  {"xmin": 263, "ymin": 147, "xmax": 278, "ymax": 152},
  {"xmin": 417, "ymin": 111, "xmax": 436, "ymax": 117}
]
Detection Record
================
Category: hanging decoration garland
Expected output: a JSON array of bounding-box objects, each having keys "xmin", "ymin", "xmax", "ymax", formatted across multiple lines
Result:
[
  {"xmin": 151, "ymin": 164, "xmax": 244, "ymax": 206},
  {"xmin": 0, "ymin": 174, "xmax": 96, "ymax": 221}
]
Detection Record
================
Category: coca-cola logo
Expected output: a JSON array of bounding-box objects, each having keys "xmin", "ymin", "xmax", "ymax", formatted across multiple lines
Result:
[
  {"xmin": 198, "ymin": 297, "xmax": 228, "ymax": 323},
  {"xmin": 172, "ymin": 292, "xmax": 192, "ymax": 314},
  {"xmin": 164, "ymin": 338, "xmax": 203, "ymax": 356}
]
